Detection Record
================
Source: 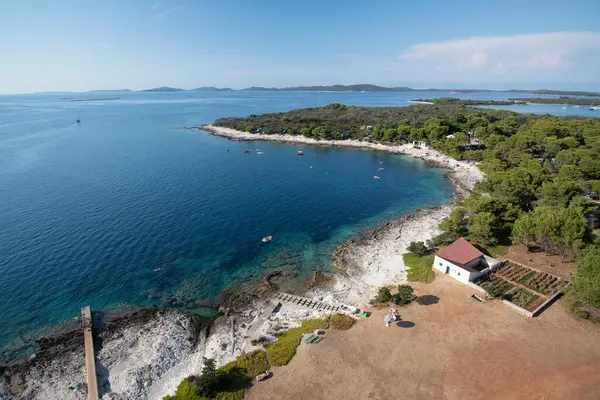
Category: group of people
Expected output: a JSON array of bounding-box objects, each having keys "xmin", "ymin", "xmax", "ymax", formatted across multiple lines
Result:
[{"xmin": 384, "ymin": 308, "xmax": 400, "ymax": 327}]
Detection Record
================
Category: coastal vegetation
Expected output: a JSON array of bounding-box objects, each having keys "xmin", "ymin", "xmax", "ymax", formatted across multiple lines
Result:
[
  {"xmin": 395, "ymin": 285, "xmax": 415, "ymax": 306},
  {"xmin": 370, "ymin": 285, "xmax": 416, "ymax": 306},
  {"xmin": 412, "ymin": 97, "xmax": 520, "ymax": 106},
  {"xmin": 163, "ymin": 358, "xmax": 249, "ymax": 400},
  {"xmin": 265, "ymin": 314, "xmax": 355, "ymax": 366},
  {"xmin": 165, "ymin": 313, "xmax": 357, "ymax": 399},
  {"xmin": 370, "ymin": 286, "xmax": 393, "ymax": 305},
  {"xmin": 213, "ymin": 103, "xmax": 600, "ymax": 318},
  {"xmin": 508, "ymin": 97, "xmax": 600, "ymax": 106}
]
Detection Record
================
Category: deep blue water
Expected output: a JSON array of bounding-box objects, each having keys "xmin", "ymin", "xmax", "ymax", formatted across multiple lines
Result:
[{"xmin": 0, "ymin": 90, "xmax": 595, "ymax": 355}]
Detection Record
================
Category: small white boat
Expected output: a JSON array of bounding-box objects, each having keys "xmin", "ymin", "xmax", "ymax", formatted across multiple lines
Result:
[
  {"xmin": 378, "ymin": 168, "xmax": 384, "ymax": 171},
  {"xmin": 297, "ymin": 151, "xmax": 304, "ymax": 156},
  {"xmin": 262, "ymin": 236, "xmax": 273, "ymax": 243},
  {"xmin": 374, "ymin": 176, "xmax": 381, "ymax": 179}
]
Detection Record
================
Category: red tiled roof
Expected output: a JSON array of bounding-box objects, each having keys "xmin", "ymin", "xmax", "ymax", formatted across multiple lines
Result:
[{"xmin": 436, "ymin": 237, "xmax": 484, "ymax": 266}]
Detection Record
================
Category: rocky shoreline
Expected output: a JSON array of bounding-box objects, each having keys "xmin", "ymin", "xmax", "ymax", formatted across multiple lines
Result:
[{"xmin": 1, "ymin": 126, "xmax": 483, "ymax": 399}]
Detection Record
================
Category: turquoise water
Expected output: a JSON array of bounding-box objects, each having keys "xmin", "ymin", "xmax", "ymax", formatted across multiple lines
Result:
[{"xmin": 0, "ymin": 90, "xmax": 593, "ymax": 356}]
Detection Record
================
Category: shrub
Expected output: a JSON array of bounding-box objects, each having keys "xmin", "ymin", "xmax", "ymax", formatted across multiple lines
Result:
[
  {"xmin": 407, "ymin": 241, "xmax": 429, "ymax": 256},
  {"xmin": 264, "ymin": 318, "xmax": 328, "ymax": 366},
  {"xmin": 326, "ymin": 313, "xmax": 355, "ymax": 330},
  {"xmin": 264, "ymin": 327, "xmax": 303, "ymax": 366},
  {"xmin": 394, "ymin": 285, "xmax": 415, "ymax": 306},
  {"xmin": 162, "ymin": 378, "xmax": 203, "ymax": 400},
  {"xmin": 235, "ymin": 350, "xmax": 270, "ymax": 378},
  {"xmin": 216, "ymin": 391, "xmax": 245, "ymax": 400},
  {"xmin": 370, "ymin": 286, "xmax": 393, "ymax": 305}
]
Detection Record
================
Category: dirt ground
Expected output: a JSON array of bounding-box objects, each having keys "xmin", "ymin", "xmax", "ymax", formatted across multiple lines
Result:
[
  {"xmin": 247, "ymin": 275, "xmax": 600, "ymax": 400},
  {"xmin": 501, "ymin": 244, "xmax": 576, "ymax": 280}
]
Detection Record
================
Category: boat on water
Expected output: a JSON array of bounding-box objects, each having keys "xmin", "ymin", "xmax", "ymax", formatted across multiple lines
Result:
[
  {"xmin": 297, "ymin": 151, "xmax": 304, "ymax": 156},
  {"xmin": 244, "ymin": 149, "xmax": 251, "ymax": 153},
  {"xmin": 378, "ymin": 167, "xmax": 384, "ymax": 171},
  {"xmin": 589, "ymin": 106, "xmax": 600, "ymax": 111},
  {"xmin": 76, "ymin": 119, "xmax": 81, "ymax": 123},
  {"xmin": 262, "ymin": 236, "xmax": 273, "ymax": 243},
  {"xmin": 374, "ymin": 175, "xmax": 381, "ymax": 179}
]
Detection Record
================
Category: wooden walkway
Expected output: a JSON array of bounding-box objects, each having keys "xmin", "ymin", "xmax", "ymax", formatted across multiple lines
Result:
[
  {"xmin": 81, "ymin": 306, "xmax": 99, "ymax": 400},
  {"xmin": 271, "ymin": 292, "xmax": 341, "ymax": 312}
]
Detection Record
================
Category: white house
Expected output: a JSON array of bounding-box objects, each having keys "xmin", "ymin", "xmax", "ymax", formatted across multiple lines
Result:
[{"xmin": 433, "ymin": 238, "xmax": 502, "ymax": 284}]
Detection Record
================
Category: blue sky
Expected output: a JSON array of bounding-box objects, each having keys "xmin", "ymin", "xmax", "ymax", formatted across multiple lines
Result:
[{"xmin": 1, "ymin": 0, "xmax": 599, "ymax": 93}]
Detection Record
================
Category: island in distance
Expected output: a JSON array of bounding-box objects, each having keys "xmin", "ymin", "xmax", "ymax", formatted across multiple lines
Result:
[{"xmin": 136, "ymin": 84, "xmax": 600, "ymax": 97}]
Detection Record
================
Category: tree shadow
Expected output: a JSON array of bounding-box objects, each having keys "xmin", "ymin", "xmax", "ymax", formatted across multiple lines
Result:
[
  {"xmin": 396, "ymin": 321, "xmax": 415, "ymax": 328},
  {"xmin": 417, "ymin": 295, "xmax": 440, "ymax": 306}
]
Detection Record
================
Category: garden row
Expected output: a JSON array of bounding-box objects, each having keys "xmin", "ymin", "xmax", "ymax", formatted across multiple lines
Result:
[
  {"xmin": 474, "ymin": 274, "xmax": 543, "ymax": 312},
  {"xmin": 494, "ymin": 261, "xmax": 567, "ymax": 296}
]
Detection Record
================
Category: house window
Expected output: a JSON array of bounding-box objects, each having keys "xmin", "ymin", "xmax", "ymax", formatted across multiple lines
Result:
[
  {"xmin": 458, "ymin": 272, "xmax": 461, "ymax": 276},
  {"xmin": 439, "ymin": 262, "xmax": 443, "ymax": 266}
]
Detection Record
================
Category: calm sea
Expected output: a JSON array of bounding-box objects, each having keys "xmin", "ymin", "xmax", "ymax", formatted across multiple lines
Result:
[{"xmin": 0, "ymin": 90, "xmax": 594, "ymax": 356}]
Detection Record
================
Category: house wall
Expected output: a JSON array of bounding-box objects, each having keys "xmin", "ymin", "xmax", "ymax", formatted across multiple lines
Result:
[{"xmin": 433, "ymin": 256, "xmax": 471, "ymax": 284}]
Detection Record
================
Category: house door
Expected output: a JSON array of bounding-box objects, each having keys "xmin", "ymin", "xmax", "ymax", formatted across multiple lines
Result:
[{"xmin": 445, "ymin": 266, "xmax": 450, "ymax": 274}]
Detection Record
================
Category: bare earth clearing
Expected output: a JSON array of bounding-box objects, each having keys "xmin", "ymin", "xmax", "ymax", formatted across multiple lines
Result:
[
  {"xmin": 502, "ymin": 244, "xmax": 576, "ymax": 280},
  {"xmin": 248, "ymin": 275, "xmax": 600, "ymax": 400}
]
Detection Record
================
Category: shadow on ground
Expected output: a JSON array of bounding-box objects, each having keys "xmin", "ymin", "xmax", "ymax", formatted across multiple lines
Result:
[
  {"xmin": 417, "ymin": 295, "xmax": 439, "ymax": 306},
  {"xmin": 396, "ymin": 321, "xmax": 416, "ymax": 328}
]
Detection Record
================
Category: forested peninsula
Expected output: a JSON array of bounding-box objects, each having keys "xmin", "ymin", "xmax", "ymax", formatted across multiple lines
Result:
[
  {"xmin": 214, "ymin": 103, "xmax": 600, "ymax": 320},
  {"xmin": 411, "ymin": 97, "xmax": 522, "ymax": 106},
  {"xmin": 509, "ymin": 97, "xmax": 600, "ymax": 106}
]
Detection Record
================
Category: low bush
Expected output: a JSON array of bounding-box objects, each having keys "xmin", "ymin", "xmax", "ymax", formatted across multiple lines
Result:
[
  {"xmin": 394, "ymin": 285, "xmax": 415, "ymax": 306},
  {"xmin": 235, "ymin": 350, "xmax": 270, "ymax": 378},
  {"xmin": 265, "ymin": 318, "xmax": 329, "ymax": 366},
  {"xmin": 403, "ymin": 254, "xmax": 435, "ymax": 283},
  {"xmin": 370, "ymin": 286, "xmax": 393, "ymax": 305},
  {"xmin": 326, "ymin": 313, "xmax": 355, "ymax": 330},
  {"xmin": 407, "ymin": 241, "xmax": 429, "ymax": 256},
  {"xmin": 215, "ymin": 391, "xmax": 245, "ymax": 400},
  {"xmin": 164, "ymin": 358, "xmax": 251, "ymax": 400},
  {"xmin": 163, "ymin": 378, "xmax": 203, "ymax": 400}
]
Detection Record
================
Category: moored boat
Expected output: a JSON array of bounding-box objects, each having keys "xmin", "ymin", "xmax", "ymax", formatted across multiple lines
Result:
[
  {"xmin": 297, "ymin": 150, "xmax": 304, "ymax": 156},
  {"xmin": 262, "ymin": 236, "xmax": 273, "ymax": 243}
]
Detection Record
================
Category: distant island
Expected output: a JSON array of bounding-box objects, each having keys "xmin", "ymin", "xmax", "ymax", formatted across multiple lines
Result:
[
  {"xmin": 89, "ymin": 89, "xmax": 132, "ymax": 93},
  {"xmin": 132, "ymin": 85, "xmax": 600, "ymax": 97},
  {"xmin": 191, "ymin": 86, "xmax": 234, "ymax": 92},
  {"xmin": 87, "ymin": 85, "xmax": 600, "ymax": 97},
  {"xmin": 59, "ymin": 97, "xmax": 121, "ymax": 102},
  {"xmin": 141, "ymin": 86, "xmax": 185, "ymax": 92},
  {"xmin": 508, "ymin": 96, "xmax": 600, "ymax": 106},
  {"xmin": 242, "ymin": 84, "xmax": 414, "ymax": 92}
]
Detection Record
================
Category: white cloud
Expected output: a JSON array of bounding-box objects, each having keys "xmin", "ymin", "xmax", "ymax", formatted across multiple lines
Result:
[{"xmin": 398, "ymin": 31, "xmax": 600, "ymax": 77}]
